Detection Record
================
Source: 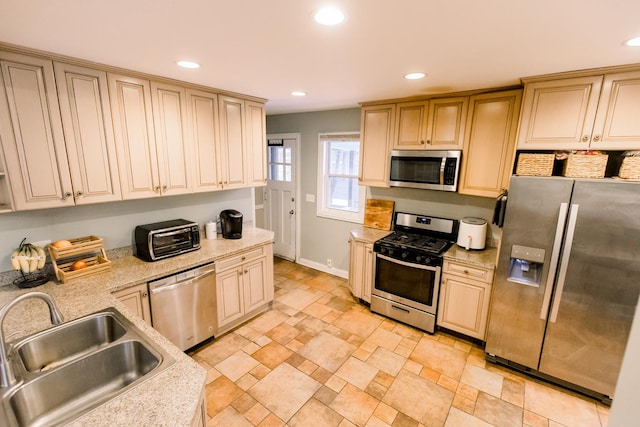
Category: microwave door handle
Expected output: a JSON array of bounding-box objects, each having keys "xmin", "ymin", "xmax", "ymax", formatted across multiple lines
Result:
[{"xmin": 439, "ymin": 158, "xmax": 446, "ymax": 185}]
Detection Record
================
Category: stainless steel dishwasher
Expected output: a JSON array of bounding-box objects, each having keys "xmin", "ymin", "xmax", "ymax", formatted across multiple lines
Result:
[{"xmin": 148, "ymin": 262, "xmax": 217, "ymax": 351}]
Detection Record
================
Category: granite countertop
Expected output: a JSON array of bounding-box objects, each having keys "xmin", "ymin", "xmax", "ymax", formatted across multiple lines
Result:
[
  {"xmin": 350, "ymin": 226, "xmax": 393, "ymax": 243},
  {"xmin": 0, "ymin": 227, "xmax": 275, "ymax": 426},
  {"xmin": 443, "ymin": 244, "xmax": 499, "ymax": 269}
]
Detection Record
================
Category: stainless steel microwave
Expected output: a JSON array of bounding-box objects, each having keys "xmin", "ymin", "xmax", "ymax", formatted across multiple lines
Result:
[
  {"xmin": 389, "ymin": 150, "xmax": 461, "ymax": 192},
  {"xmin": 134, "ymin": 219, "xmax": 200, "ymax": 262}
]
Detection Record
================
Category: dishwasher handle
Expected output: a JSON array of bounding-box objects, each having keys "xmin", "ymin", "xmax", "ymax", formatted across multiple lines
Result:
[{"xmin": 149, "ymin": 266, "xmax": 215, "ymax": 295}]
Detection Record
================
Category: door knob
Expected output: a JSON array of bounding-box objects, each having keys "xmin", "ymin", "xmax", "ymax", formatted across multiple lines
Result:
[{"xmin": 289, "ymin": 210, "xmax": 294, "ymax": 215}]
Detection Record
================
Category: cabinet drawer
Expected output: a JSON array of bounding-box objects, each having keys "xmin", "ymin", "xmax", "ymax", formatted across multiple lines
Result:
[
  {"xmin": 216, "ymin": 246, "xmax": 264, "ymax": 271},
  {"xmin": 443, "ymin": 260, "xmax": 494, "ymax": 283}
]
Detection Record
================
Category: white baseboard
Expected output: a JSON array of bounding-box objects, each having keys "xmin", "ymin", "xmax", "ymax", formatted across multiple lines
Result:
[{"xmin": 297, "ymin": 257, "xmax": 348, "ymax": 279}]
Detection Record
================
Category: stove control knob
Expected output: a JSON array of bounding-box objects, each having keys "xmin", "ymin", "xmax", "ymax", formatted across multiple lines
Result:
[
  {"xmin": 416, "ymin": 256, "xmax": 422, "ymax": 263},
  {"xmin": 380, "ymin": 247, "xmax": 386, "ymax": 255},
  {"xmin": 424, "ymin": 258, "xmax": 431, "ymax": 265},
  {"xmin": 402, "ymin": 252, "xmax": 408, "ymax": 259}
]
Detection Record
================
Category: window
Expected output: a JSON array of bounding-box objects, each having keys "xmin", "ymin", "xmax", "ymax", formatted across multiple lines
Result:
[
  {"xmin": 268, "ymin": 141, "xmax": 292, "ymax": 182},
  {"xmin": 317, "ymin": 132, "xmax": 364, "ymax": 222}
]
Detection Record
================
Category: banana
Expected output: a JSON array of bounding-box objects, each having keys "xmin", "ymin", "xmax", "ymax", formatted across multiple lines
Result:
[
  {"xmin": 19, "ymin": 246, "xmax": 31, "ymax": 274},
  {"xmin": 28, "ymin": 246, "xmax": 38, "ymax": 273},
  {"xmin": 34, "ymin": 245, "xmax": 46, "ymax": 269},
  {"xmin": 10, "ymin": 249, "xmax": 21, "ymax": 270}
]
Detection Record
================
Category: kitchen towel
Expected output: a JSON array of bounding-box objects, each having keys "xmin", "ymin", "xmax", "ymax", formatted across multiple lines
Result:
[{"xmin": 493, "ymin": 190, "xmax": 508, "ymax": 227}]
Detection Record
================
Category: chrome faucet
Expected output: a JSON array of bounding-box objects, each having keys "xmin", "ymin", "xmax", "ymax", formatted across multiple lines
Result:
[{"xmin": 0, "ymin": 292, "xmax": 64, "ymax": 388}]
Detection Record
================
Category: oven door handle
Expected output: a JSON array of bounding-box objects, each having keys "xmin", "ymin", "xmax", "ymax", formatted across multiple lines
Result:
[{"xmin": 376, "ymin": 253, "xmax": 439, "ymax": 271}]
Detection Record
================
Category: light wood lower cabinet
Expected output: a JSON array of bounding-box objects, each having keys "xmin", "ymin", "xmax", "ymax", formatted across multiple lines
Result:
[
  {"xmin": 437, "ymin": 259, "xmax": 494, "ymax": 340},
  {"xmin": 348, "ymin": 236, "xmax": 374, "ymax": 303},
  {"xmin": 112, "ymin": 283, "xmax": 152, "ymax": 326},
  {"xmin": 216, "ymin": 243, "xmax": 274, "ymax": 334}
]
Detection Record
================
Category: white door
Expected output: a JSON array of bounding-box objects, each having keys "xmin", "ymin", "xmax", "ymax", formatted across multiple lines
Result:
[{"xmin": 264, "ymin": 134, "xmax": 298, "ymax": 261}]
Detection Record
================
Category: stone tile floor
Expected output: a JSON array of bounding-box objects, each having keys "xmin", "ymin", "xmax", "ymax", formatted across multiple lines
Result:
[{"xmin": 189, "ymin": 257, "xmax": 609, "ymax": 427}]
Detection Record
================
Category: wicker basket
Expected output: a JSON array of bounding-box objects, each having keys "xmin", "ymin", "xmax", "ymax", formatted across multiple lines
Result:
[
  {"xmin": 619, "ymin": 156, "xmax": 640, "ymax": 180},
  {"xmin": 515, "ymin": 154, "xmax": 554, "ymax": 176},
  {"xmin": 562, "ymin": 154, "xmax": 608, "ymax": 178}
]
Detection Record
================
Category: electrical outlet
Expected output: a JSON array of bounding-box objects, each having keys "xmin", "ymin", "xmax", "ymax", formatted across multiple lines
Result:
[
  {"xmin": 326, "ymin": 258, "xmax": 332, "ymax": 267},
  {"xmin": 32, "ymin": 240, "xmax": 51, "ymax": 248}
]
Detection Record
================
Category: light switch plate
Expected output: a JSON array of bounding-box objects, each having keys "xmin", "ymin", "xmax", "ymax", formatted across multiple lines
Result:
[{"xmin": 305, "ymin": 194, "xmax": 315, "ymax": 203}]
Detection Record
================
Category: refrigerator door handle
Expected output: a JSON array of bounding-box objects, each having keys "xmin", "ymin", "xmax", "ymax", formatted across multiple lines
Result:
[
  {"xmin": 549, "ymin": 203, "xmax": 580, "ymax": 323},
  {"xmin": 539, "ymin": 202, "xmax": 569, "ymax": 320}
]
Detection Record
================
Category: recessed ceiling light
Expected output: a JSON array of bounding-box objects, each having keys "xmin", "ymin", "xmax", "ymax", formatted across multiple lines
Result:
[
  {"xmin": 314, "ymin": 6, "xmax": 345, "ymax": 26},
  {"xmin": 625, "ymin": 36, "xmax": 640, "ymax": 47},
  {"xmin": 177, "ymin": 60, "xmax": 200, "ymax": 69},
  {"xmin": 291, "ymin": 91, "xmax": 307, "ymax": 97},
  {"xmin": 405, "ymin": 72, "xmax": 426, "ymax": 80}
]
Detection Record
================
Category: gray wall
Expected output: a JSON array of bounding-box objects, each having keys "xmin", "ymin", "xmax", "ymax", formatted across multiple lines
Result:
[
  {"xmin": 267, "ymin": 108, "xmax": 362, "ymax": 273},
  {"xmin": 266, "ymin": 108, "xmax": 501, "ymax": 274},
  {"xmin": 0, "ymin": 189, "xmax": 253, "ymax": 273}
]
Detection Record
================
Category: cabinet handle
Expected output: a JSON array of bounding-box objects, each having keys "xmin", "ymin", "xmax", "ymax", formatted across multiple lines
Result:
[
  {"xmin": 464, "ymin": 269, "xmax": 469, "ymax": 274},
  {"xmin": 420, "ymin": 140, "xmax": 425, "ymax": 145},
  {"xmin": 241, "ymin": 256, "xmax": 246, "ymax": 261},
  {"xmin": 244, "ymin": 270, "xmax": 248, "ymax": 274},
  {"xmin": 581, "ymin": 135, "xmax": 590, "ymax": 142},
  {"xmin": 76, "ymin": 191, "xmax": 83, "ymax": 197},
  {"xmin": 592, "ymin": 135, "xmax": 601, "ymax": 142},
  {"xmin": 62, "ymin": 192, "xmax": 72, "ymax": 201},
  {"xmin": 142, "ymin": 291, "xmax": 148, "ymax": 297},
  {"xmin": 154, "ymin": 186, "xmax": 160, "ymax": 193},
  {"xmin": 162, "ymin": 185, "xmax": 167, "ymax": 191}
]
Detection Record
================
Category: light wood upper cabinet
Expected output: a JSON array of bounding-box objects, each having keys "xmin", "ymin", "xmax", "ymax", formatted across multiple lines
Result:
[
  {"xmin": 187, "ymin": 89, "xmax": 223, "ymax": 193},
  {"xmin": 218, "ymin": 95, "xmax": 247, "ymax": 189},
  {"xmin": 246, "ymin": 100, "xmax": 267, "ymax": 187},
  {"xmin": 359, "ymin": 104, "xmax": 395, "ymax": 187},
  {"xmin": 54, "ymin": 63, "xmax": 122, "ymax": 205},
  {"xmin": 108, "ymin": 73, "xmax": 158, "ymax": 199},
  {"xmin": 590, "ymin": 70, "xmax": 640, "ymax": 150},
  {"xmin": 0, "ymin": 52, "xmax": 74, "ymax": 210},
  {"xmin": 393, "ymin": 97, "xmax": 467, "ymax": 150},
  {"xmin": 459, "ymin": 90, "xmax": 522, "ymax": 198},
  {"xmin": 394, "ymin": 101, "xmax": 429, "ymax": 149},
  {"xmin": 517, "ymin": 76, "xmax": 602, "ymax": 150},
  {"xmin": 150, "ymin": 81, "xmax": 191, "ymax": 196}
]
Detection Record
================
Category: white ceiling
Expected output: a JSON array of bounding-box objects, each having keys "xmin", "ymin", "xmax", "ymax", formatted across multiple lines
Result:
[{"xmin": 1, "ymin": 0, "xmax": 639, "ymax": 115}]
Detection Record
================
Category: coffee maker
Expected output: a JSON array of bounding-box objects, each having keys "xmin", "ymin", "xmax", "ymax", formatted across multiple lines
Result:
[{"xmin": 219, "ymin": 209, "xmax": 243, "ymax": 239}]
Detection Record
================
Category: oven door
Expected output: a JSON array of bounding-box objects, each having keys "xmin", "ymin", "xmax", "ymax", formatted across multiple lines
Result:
[{"xmin": 373, "ymin": 253, "xmax": 441, "ymax": 314}]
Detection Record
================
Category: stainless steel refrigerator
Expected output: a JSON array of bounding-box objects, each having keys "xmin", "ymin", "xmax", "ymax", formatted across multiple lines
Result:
[{"xmin": 485, "ymin": 175, "xmax": 640, "ymax": 402}]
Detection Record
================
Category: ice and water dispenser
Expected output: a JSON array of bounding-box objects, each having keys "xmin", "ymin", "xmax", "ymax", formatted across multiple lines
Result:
[{"xmin": 507, "ymin": 245, "xmax": 545, "ymax": 286}]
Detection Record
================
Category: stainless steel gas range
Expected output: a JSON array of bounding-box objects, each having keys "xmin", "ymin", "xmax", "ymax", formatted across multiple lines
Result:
[{"xmin": 371, "ymin": 212, "xmax": 458, "ymax": 333}]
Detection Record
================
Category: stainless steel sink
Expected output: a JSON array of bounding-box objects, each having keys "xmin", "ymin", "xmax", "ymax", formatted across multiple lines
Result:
[
  {"xmin": 14, "ymin": 311, "xmax": 127, "ymax": 372},
  {"xmin": 0, "ymin": 307, "xmax": 174, "ymax": 427}
]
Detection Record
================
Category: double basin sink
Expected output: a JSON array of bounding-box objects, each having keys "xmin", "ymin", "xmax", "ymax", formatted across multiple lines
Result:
[{"xmin": 0, "ymin": 307, "xmax": 174, "ymax": 426}]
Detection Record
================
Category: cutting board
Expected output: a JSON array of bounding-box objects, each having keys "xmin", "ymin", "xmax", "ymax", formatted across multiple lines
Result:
[{"xmin": 363, "ymin": 199, "xmax": 395, "ymax": 230}]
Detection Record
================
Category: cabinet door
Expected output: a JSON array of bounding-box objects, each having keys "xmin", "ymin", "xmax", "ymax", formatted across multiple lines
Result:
[
  {"xmin": 348, "ymin": 237, "xmax": 364, "ymax": 299},
  {"xmin": 458, "ymin": 90, "xmax": 522, "ymax": 198},
  {"xmin": 425, "ymin": 97, "xmax": 468, "ymax": 149},
  {"xmin": 216, "ymin": 267, "xmax": 244, "ymax": 327},
  {"xmin": 438, "ymin": 274, "xmax": 491, "ymax": 340},
  {"xmin": 517, "ymin": 76, "xmax": 603, "ymax": 150},
  {"xmin": 218, "ymin": 95, "xmax": 246, "ymax": 189},
  {"xmin": 0, "ymin": 52, "xmax": 74, "ymax": 210},
  {"xmin": 245, "ymin": 100, "xmax": 267, "ymax": 187},
  {"xmin": 359, "ymin": 104, "xmax": 395, "ymax": 187},
  {"xmin": 108, "ymin": 73, "xmax": 159, "ymax": 199},
  {"xmin": 150, "ymin": 81, "xmax": 191, "ymax": 196},
  {"xmin": 187, "ymin": 89, "xmax": 223, "ymax": 192},
  {"xmin": 54, "ymin": 63, "xmax": 122, "ymax": 205},
  {"xmin": 362, "ymin": 243, "xmax": 374, "ymax": 304},
  {"xmin": 394, "ymin": 101, "xmax": 429, "ymax": 149},
  {"xmin": 591, "ymin": 70, "xmax": 640, "ymax": 150},
  {"xmin": 112, "ymin": 283, "xmax": 152, "ymax": 326},
  {"xmin": 243, "ymin": 257, "xmax": 268, "ymax": 313}
]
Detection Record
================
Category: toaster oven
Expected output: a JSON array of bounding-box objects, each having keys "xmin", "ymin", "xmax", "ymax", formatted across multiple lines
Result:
[{"xmin": 134, "ymin": 219, "xmax": 200, "ymax": 262}]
